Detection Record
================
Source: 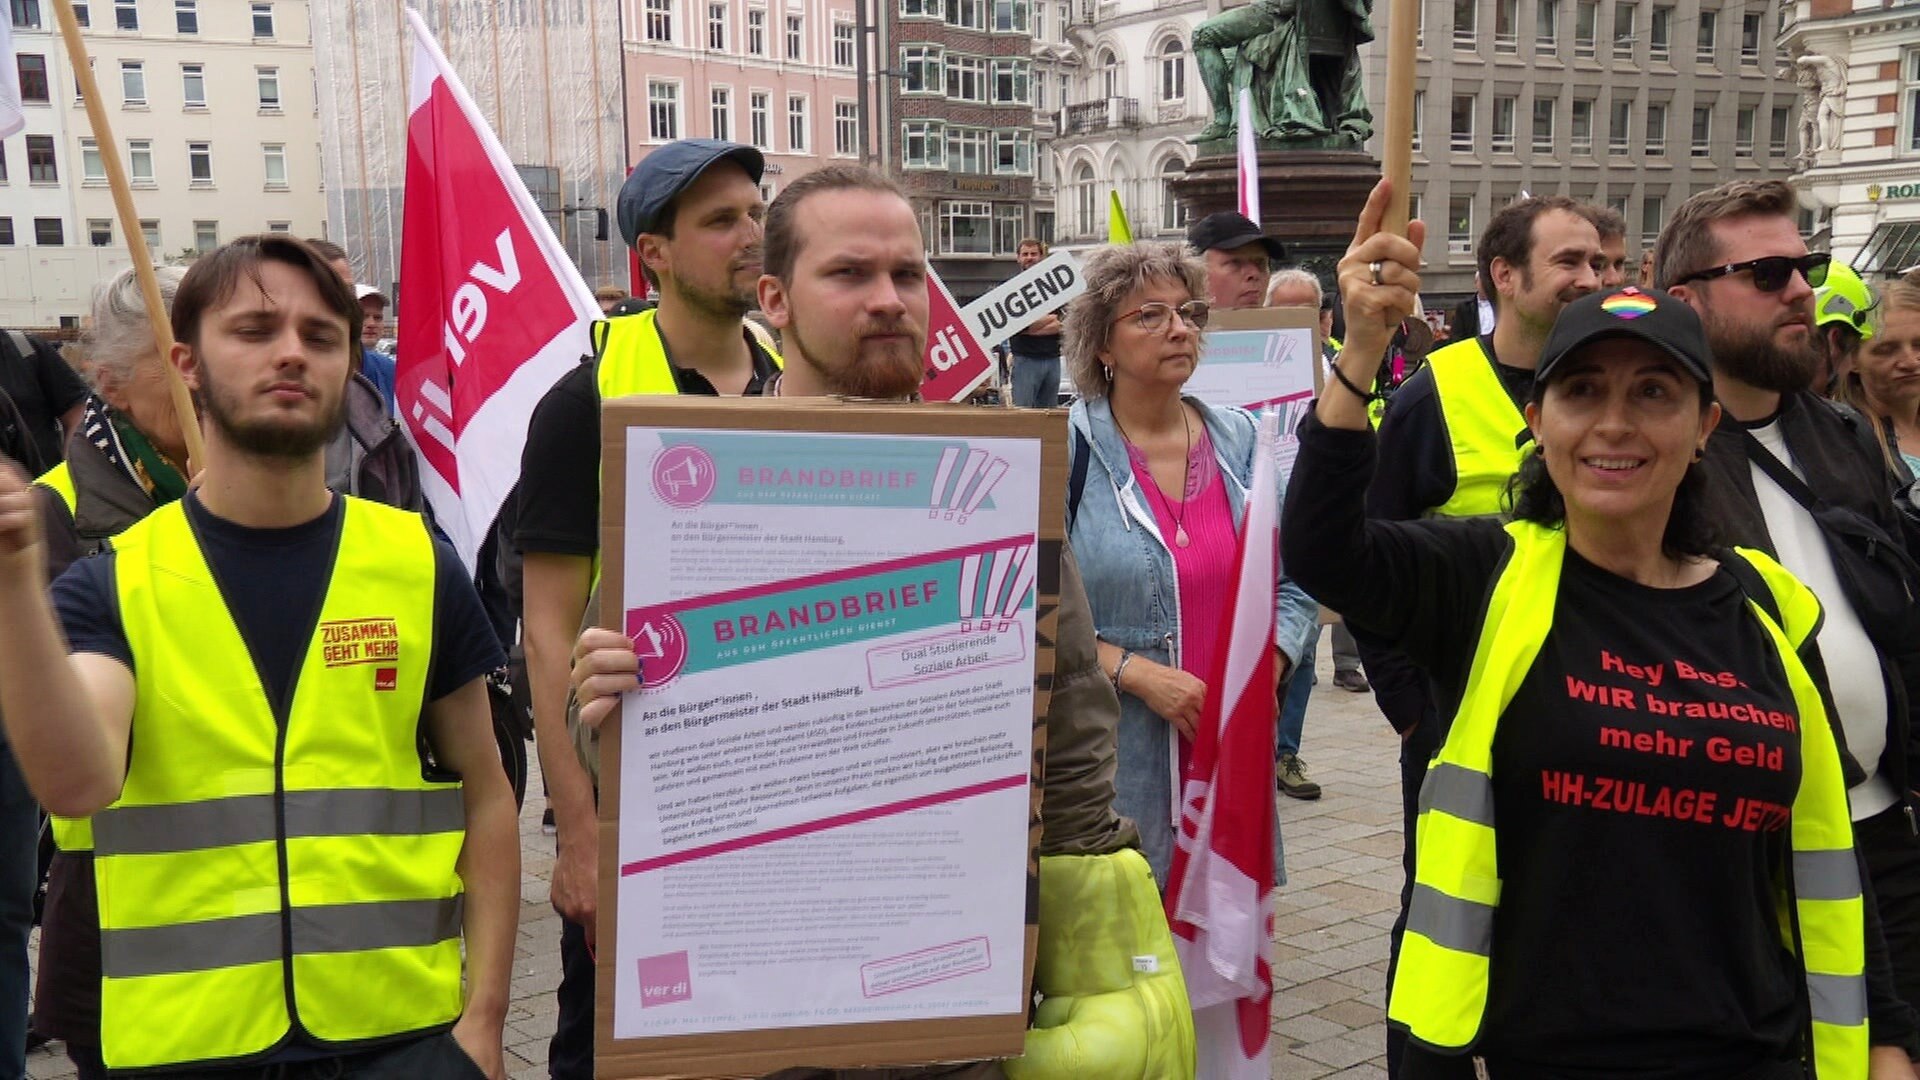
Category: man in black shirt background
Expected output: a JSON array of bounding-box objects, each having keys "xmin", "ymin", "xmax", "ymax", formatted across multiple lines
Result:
[
  {"xmin": 1005, "ymin": 238, "xmax": 1063, "ymax": 408},
  {"xmin": 0, "ymin": 330, "xmax": 88, "ymax": 474}
]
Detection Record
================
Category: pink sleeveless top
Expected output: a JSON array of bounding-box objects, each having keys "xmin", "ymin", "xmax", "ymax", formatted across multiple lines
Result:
[{"xmin": 1124, "ymin": 425, "xmax": 1238, "ymax": 695}]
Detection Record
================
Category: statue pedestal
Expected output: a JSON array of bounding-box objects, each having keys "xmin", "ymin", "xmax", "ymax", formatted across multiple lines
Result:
[{"xmin": 1170, "ymin": 149, "xmax": 1379, "ymax": 276}]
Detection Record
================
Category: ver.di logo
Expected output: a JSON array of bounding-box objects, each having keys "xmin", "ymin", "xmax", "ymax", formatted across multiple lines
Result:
[{"xmin": 652, "ymin": 444, "xmax": 717, "ymax": 509}]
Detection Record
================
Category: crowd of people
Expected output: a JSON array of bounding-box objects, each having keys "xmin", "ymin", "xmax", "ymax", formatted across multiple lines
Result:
[{"xmin": 0, "ymin": 130, "xmax": 1916, "ymax": 1080}]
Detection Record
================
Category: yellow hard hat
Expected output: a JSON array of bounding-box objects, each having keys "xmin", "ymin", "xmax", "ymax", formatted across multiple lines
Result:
[{"xmin": 1814, "ymin": 263, "xmax": 1876, "ymax": 341}]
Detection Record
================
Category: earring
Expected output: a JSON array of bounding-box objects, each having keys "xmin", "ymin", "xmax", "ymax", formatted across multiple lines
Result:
[
  {"xmin": 1693, "ymin": 447, "xmax": 1705, "ymax": 461},
  {"xmin": 1533, "ymin": 443, "xmax": 1545, "ymax": 455}
]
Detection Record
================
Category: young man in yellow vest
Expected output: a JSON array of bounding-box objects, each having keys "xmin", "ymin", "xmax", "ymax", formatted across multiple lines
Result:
[
  {"xmin": 0, "ymin": 236, "xmax": 519, "ymax": 1078},
  {"xmin": 1363, "ymin": 196, "xmax": 1603, "ymax": 1077},
  {"xmin": 513, "ymin": 137, "xmax": 782, "ymax": 1079}
]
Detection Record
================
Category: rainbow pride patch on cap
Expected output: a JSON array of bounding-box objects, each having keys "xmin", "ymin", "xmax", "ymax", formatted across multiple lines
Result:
[{"xmin": 1600, "ymin": 290, "xmax": 1658, "ymax": 320}]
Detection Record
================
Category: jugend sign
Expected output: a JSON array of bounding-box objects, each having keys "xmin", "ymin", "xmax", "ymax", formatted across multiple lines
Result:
[{"xmin": 963, "ymin": 251, "xmax": 1087, "ymax": 351}]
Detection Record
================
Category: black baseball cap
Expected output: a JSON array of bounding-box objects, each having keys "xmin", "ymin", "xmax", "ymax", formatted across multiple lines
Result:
[
  {"xmin": 1186, "ymin": 212, "xmax": 1286, "ymax": 261},
  {"xmin": 1536, "ymin": 286, "xmax": 1713, "ymax": 387},
  {"xmin": 616, "ymin": 140, "xmax": 765, "ymax": 247}
]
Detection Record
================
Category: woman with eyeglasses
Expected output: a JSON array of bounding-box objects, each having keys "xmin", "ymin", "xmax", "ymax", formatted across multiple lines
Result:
[
  {"xmin": 1841, "ymin": 275, "xmax": 1920, "ymax": 481},
  {"xmin": 1061, "ymin": 241, "xmax": 1318, "ymax": 891}
]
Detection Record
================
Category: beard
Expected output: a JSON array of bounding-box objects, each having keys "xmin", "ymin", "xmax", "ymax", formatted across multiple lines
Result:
[
  {"xmin": 787, "ymin": 313, "xmax": 925, "ymax": 399},
  {"xmin": 1702, "ymin": 307, "xmax": 1818, "ymax": 394},
  {"xmin": 675, "ymin": 256, "xmax": 759, "ymax": 321},
  {"xmin": 200, "ymin": 371, "xmax": 345, "ymax": 460}
]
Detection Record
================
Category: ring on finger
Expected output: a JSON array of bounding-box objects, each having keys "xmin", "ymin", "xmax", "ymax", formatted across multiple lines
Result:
[{"xmin": 1369, "ymin": 261, "xmax": 1384, "ymax": 286}]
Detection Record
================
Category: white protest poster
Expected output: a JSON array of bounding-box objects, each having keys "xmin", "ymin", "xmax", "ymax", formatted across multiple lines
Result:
[
  {"xmin": 1186, "ymin": 306, "xmax": 1320, "ymax": 475},
  {"xmin": 594, "ymin": 398, "xmax": 1060, "ymax": 1077}
]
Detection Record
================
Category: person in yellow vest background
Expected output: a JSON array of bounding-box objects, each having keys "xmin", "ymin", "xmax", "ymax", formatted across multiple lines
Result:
[
  {"xmin": 1285, "ymin": 183, "xmax": 1911, "ymax": 1078},
  {"xmin": 511, "ymin": 137, "xmax": 783, "ymax": 1080},
  {"xmin": 0, "ymin": 235, "xmax": 520, "ymax": 1079}
]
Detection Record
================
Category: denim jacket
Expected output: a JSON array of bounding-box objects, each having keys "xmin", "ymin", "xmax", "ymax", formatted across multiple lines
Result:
[{"xmin": 1067, "ymin": 394, "xmax": 1318, "ymax": 886}]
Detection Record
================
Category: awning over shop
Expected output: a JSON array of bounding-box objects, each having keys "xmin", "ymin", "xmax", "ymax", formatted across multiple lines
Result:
[{"xmin": 1855, "ymin": 220, "xmax": 1920, "ymax": 275}]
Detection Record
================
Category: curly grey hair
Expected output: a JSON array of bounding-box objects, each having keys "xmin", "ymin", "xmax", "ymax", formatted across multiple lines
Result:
[
  {"xmin": 77, "ymin": 265, "xmax": 186, "ymax": 395},
  {"xmin": 1062, "ymin": 242, "xmax": 1207, "ymax": 399}
]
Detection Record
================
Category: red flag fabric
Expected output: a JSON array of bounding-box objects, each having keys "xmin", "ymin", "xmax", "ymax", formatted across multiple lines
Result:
[
  {"xmin": 397, "ymin": 8, "xmax": 599, "ymax": 570},
  {"xmin": 1164, "ymin": 409, "xmax": 1280, "ymax": 1079}
]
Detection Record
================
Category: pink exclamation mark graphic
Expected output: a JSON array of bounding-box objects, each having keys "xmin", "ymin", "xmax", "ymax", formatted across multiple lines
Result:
[
  {"xmin": 955, "ymin": 458, "xmax": 1007, "ymax": 525},
  {"xmin": 997, "ymin": 544, "xmax": 1037, "ymax": 631},
  {"xmin": 979, "ymin": 546, "xmax": 1015, "ymax": 635},
  {"xmin": 945, "ymin": 450, "xmax": 989, "ymax": 520},
  {"xmin": 958, "ymin": 553, "xmax": 982, "ymax": 631},
  {"xmin": 929, "ymin": 447, "xmax": 961, "ymax": 519}
]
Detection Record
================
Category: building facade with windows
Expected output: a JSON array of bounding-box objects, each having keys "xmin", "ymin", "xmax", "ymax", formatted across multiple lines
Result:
[
  {"xmin": 1781, "ymin": 0, "xmax": 1920, "ymax": 277},
  {"xmin": 1361, "ymin": 0, "xmax": 1799, "ymax": 304},
  {"xmin": 886, "ymin": 0, "xmax": 1047, "ymax": 295}
]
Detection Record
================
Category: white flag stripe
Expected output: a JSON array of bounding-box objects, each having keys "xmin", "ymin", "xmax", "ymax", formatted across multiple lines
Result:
[{"xmin": 0, "ymin": 17, "xmax": 24, "ymax": 140}]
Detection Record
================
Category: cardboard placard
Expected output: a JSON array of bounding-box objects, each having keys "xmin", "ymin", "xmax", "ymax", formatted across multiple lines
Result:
[
  {"xmin": 920, "ymin": 271, "xmax": 997, "ymax": 402},
  {"xmin": 597, "ymin": 396, "xmax": 1065, "ymax": 1078}
]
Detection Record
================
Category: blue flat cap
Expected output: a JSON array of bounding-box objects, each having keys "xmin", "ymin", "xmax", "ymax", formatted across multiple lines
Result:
[{"xmin": 616, "ymin": 140, "xmax": 765, "ymax": 247}]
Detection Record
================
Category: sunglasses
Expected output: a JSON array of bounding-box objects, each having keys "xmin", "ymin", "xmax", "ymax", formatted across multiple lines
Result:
[
  {"xmin": 1673, "ymin": 252, "xmax": 1831, "ymax": 292},
  {"xmin": 1111, "ymin": 300, "xmax": 1211, "ymax": 334}
]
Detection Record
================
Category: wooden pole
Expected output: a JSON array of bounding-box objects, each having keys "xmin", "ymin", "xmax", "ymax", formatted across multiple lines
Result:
[
  {"xmin": 49, "ymin": 0, "xmax": 205, "ymax": 472},
  {"xmin": 1379, "ymin": 0, "xmax": 1420, "ymax": 237}
]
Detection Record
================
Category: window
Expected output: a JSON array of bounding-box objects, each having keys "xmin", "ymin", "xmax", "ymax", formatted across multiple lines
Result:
[
  {"xmin": 1691, "ymin": 103, "xmax": 1712, "ymax": 157},
  {"xmin": 81, "ymin": 137, "xmax": 103, "ymax": 180},
  {"xmin": 1536, "ymin": 0, "xmax": 1558, "ymax": 48},
  {"xmin": 946, "ymin": 126, "xmax": 988, "ymax": 173},
  {"xmin": 1696, "ymin": 10, "xmax": 1716, "ymax": 63},
  {"xmin": 250, "ymin": 1, "xmax": 273, "ymax": 37},
  {"xmin": 1453, "ymin": 0, "xmax": 1475, "ymax": 47},
  {"xmin": 1096, "ymin": 48, "xmax": 1119, "ymax": 98},
  {"xmin": 174, "ymin": 0, "xmax": 194, "ymax": 31},
  {"xmin": 266, "ymin": 220, "xmax": 290, "ymax": 233},
  {"xmin": 1771, "ymin": 105, "xmax": 1790, "ymax": 155},
  {"xmin": 0, "ymin": 219, "xmax": 11, "ymax": 246},
  {"xmin": 647, "ymin": 80, "xmax": 680, "ymax": 141},
  {"xmin": 902, "ymin": 119, "xmax": 944, "ymax": 167},
  {"xmin": 992, "ymin": 0, "xmax": 1028, "ymax": 32},
  {"xmin": 114, "ymin": 0, "xmax": 135, "ymax": 30},
  {"xmin": 1740, "ymin": 12, "xmax": 1760, "ymax": 62},
  {"xmin": 128, "ymin": 138, "xmax": 152, "ymax": 181},
  {"xmin": 1448, "ymin": 194, "xmax": 1473, "ymax": 254},
  {"xmin": 71, "ymin": 1, "xmax": 85, "ymax": 25},
  {"xmin": 947, "ymin": 0, "xmax": 987, "ymax": 30},
  {"xmin": 1532, "ymin": 97, "xmax": 1555, "ymax": 153},
  {"xmin": 710, "ymin": 86, "xmax": 731, "ymax": 140},
  {"xmin": 1033, "ymin": 0, "xmax": 1046, "ymax": 41},
  {"xmin": 901, "ymin": 0, "xmax": 936, "ymax": 15},
  {"xmin": 1494, "ymin": 0, "xmax": 1517, "ymax": 51},
  {"xmin": 1646, "ymin": 102, "xmax": 1666, "ymax": 154},
  {"xmin": 1159, "ymin": 40, "xmax": 1184, "ymax": 102},
  {"xmin": 1736, "ymin": 105, "xmax": 1756, "ymax": 157},
  {"xmin": 194, "ymin": 220, "xmax": 217, "ymax": 254},
  {"xmin": 10, "ymin": 0, "xmax": 39, "ymax": 27},
  {"xmin": 1612, "ymin": 3, "xmax": 1633, "ymax": 59},
  {"xmin": 1160, "ymin": 156, "xmax": 1187, "ymax": 231},
  {"xmin": 993, "ymin": 129, "xmax": 1031, "ymax": 173},
  {"xmin": 1574, "ymin": 0, "xmax": 1597, "ymax": 57},
  {"xmin": 16, "ymin": 53, "xmax": 47, "ymax": 103},
  {"xmin": 707, "ymin": 2, "xmax": 726, "ymax": 48},
  {"xmin": 121, "ymin": 61, "xmax": 144, "ymax": 105},
  {"xmin": 941, "ymin": 201, "xmax": 992, "ymax": 255},
  {"xmin": 1640, "ymin": 195, "xmax": 1663, "ymax": 249},
  {"xmin": 25, "ymin": 134, "xmax": 55, "ymax": 183},
  {"xmin": 746, "ymin": 8, "xmax": 766, "ymax": 55},
  {"xmin": 834, "ymin": 100, "xmax": 858, "ymax": 156},
  {"xmin": 139, "ymin": 219, "xmax": 159, "ymax": 250},
  {"xmin": 785, "ymin": 14, "xmax": 801, "ymax": 59},
  {"xmin": 181, "ymin": 63, "xmax": 205, "ymax": 107},
  {"xmin": 1610, "ymin": 96, "xmax": 1631, "ymax": 152},
  {"xmin": 992, "ymin": 59, "xmax": 1029, "ymax": 104},
  {"xmin": 263, "ymin": 142, "xmax": 286, "ymax": 187},
  {"xmin": 786, "ymin": 94, "xmax": 807, "ymax": 152},
  {"xmin": 0, "ymin": 145, "xmax": 7, "ymax": 183},
  {"xmin": 995, "ymin": 203, "xmax": 1023, "ymax": 255},
  {"xmin": 1650, "ymin": 6, "xmax": 1671, "ymax": 61},
  {"xmin": 1411, "ymin": 90, "xmax": 1425, "ymax": 151},
  {"xmin": 1451, "ymin": 94, "xmax": 1475, "ymax": 151},
  {"xmin": 1073, "ymin": 163, "xmax": 1096, "ymax": 237},
  {"xmin": 1606, "ymin": 192, "xmax": 1628, "ymax": 217},
  {"xmin": 946, "ymin": 54, "xmax": 987, "ymax": 102},
  {"xmin": 903, "ymin": 46, "xmax": 941, "ymax": 93},
  {"xmin": 34, "ymin": 218, "xmax": 62, "ymax": 246},
  {"xmin": 1492, "ymin": 95, "xmax": 1516, "ymax": 152},
  {"xmin": 750, "ymin": 91, "xmax": 771, "ymax": 148},
  {"xmin": 257, "ymin": 67, "xmax": 280, "ymax": 109},
  {"xmin": 1409, "ymin": 193, "xmax": 1424, "ymax": 229},
  {"xmin": 188, "ymin": 140, "xmax": 211, "ymax": 182},
  {"xmin": 833, "ymin": 19, "xmax": 854, "ymax": 67},
  {"xmin": 645, "ymin": 0, "xmax": 671, "ymax": 42},
  {"xmin": 88, "ymin": 218, "xmax": 111, "ymax": 246}
]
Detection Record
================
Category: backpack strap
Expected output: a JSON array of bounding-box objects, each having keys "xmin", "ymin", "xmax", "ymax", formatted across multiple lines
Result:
[
  {"xmin": 1720, "ymin": 550, "xmax": 1784, "ymax": 631},
  {"xmin": 3, "ymin": 330, "xmax": 30, "ymax": 358},
  {"xmin": 1066, "ymin": 427, "xmax": 1090, "ymax": 533}
]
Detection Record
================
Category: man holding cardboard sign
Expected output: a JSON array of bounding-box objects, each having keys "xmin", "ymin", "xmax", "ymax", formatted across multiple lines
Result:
[{"xmin": 1005, "ymin": 240, "xmax": 1066, "ymax": 408}]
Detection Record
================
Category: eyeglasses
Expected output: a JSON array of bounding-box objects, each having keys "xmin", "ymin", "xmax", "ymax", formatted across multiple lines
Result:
[
  {"xmin": 1111, "ymin": 300, "xmax": 1211, "ymax": 334},
  {"xmin": 1673, "ymin": 252, "xmax": 1831, "ymax": 293}
]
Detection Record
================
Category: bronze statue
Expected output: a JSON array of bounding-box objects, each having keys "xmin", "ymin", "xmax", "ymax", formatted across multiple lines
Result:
[{"xmin": 1190, "ymin": 0, "xmax": 1374, "ymax": 146}]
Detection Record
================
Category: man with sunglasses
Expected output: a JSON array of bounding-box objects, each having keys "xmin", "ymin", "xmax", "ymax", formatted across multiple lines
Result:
[{"xmin": 1661, "ymin": 180, "xmax": 1920, "ymax": 1068}]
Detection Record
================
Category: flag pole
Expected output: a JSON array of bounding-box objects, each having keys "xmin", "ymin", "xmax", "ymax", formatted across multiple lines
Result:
[
  {"xmin": 1379, "ymin": 0, "xmax": 1418, "ymax": 237},
  {"xmin": 49, "ymin": 0, "xmax": 204, "ymax": 472}
]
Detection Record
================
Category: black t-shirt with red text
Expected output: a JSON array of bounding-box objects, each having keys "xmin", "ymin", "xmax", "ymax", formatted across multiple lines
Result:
[{"xmin": 1478, "ymin": 551, "xmax": 1805, "ymax": 1077}]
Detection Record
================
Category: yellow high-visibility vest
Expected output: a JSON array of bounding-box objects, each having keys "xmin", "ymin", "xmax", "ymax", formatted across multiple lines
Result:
[
  {"xmin": 35, "ymin": 461, "xmax": 76, "ymax": 516},
  {"xmin": 1423, "ymin": 338, "xmax": 1531, "ymax": 518},
  {"xmin": 96, "ymin": 497, "xmax": 466, "ymax": 1069},
  {"xmin": 1387, "ymin": 521, "xmax": 1868, "ymax": 1077},
  {"xmin": 33, "ymin": 461, "xmax": 87, "ymax": 851},
  {"xmin": 593, "ymin": 308, "xmax": 783, "ymax": 402}
]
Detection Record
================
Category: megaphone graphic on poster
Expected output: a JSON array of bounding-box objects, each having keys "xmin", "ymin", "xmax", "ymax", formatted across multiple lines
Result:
[{"xmin": 659, "ymin": 454, "xmax": 704, "ymax": 498}]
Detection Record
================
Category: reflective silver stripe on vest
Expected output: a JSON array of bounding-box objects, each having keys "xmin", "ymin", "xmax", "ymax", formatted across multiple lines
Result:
[
  {"xmin": 1405, "ymin": 883, "xmax": 1494, "ymax": 956},
  {"xmin": 1792, "ymin": 849, "xmax": 1862, "ymax": 903},
  {"xmin": 1807, "ymin": 972, "xmax": 1869, "ymax": 1029},
  {"xmin": 93, "ymin": 789, "xmax": 464, "ymax": 856},
  {"xmin": 102, "ymin": 896, "xmax": 464, "ymax": 979},
  {"xmin": 1418, "ymin": 763, "xmax": 1495, "ymax": 828}
]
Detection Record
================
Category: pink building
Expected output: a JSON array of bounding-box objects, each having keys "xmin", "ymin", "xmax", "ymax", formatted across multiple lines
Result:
[{"xmin": 620, "ymin": 0, "xmax": 871, "ymax": 202}]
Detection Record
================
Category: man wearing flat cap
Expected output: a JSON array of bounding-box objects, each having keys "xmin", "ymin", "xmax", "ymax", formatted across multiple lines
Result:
[
  {"xmin": 511, "ymin": 137, "xmax": 784, "ymax": 1079},
  {"xmin": 1187, "ymin": 211, "xmax": 1286, "ymax": 311}
]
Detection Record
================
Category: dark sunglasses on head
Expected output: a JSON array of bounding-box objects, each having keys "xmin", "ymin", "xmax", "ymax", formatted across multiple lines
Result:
[{"xmin": 1673, "ymin": 252, "xmax": 1831, "ymax": 292}]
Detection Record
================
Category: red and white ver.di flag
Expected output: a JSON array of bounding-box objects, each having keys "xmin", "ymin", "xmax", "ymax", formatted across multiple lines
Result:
[
  {"xmin": 1235, "ymin": 87, "xmax": 1260, "ymax": 225},
  {"xmin": 397, "ymin": 7, "xmax": 600, "ymax": 570},
  {"xmin": 1164, "ymin": 409, "xmax": 1280, "ymax": 1080}
]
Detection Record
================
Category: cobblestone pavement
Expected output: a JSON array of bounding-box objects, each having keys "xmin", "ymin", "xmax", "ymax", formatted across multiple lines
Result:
[{"xmin": 26, "ymin": 636, "xmax": 1401, "ymax": 1079}]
